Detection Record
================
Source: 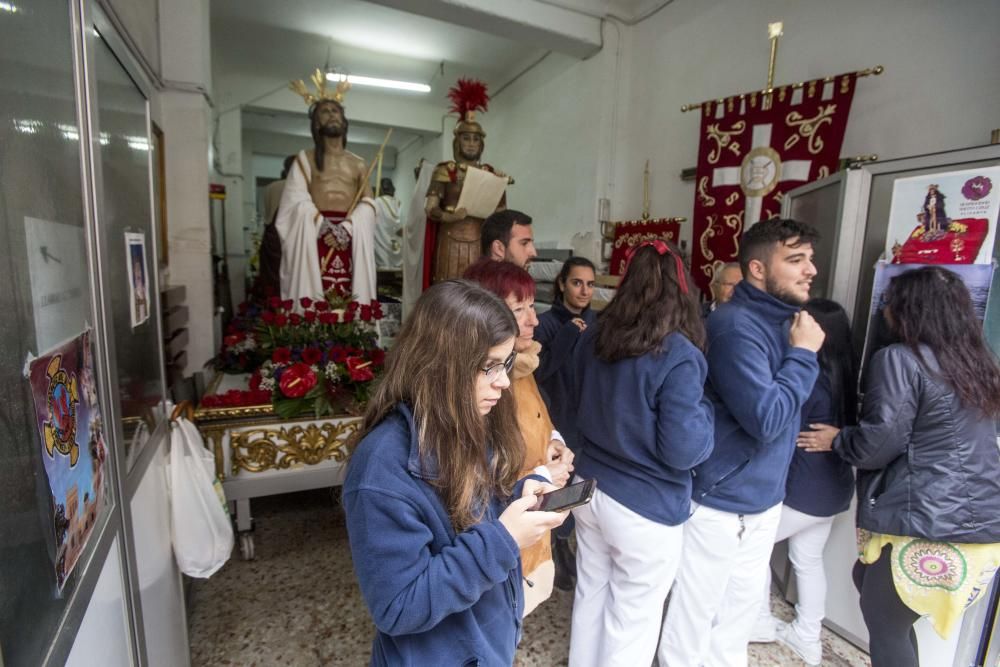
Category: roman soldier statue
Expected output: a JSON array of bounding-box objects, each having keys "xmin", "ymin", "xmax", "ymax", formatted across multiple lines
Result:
[{"xmin": 423, "ymin": 78, "xmax": 512, "ymax": 286}]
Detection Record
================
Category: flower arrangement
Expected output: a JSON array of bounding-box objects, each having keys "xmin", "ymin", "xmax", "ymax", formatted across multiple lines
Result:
[{"xmin": 212, "ymin": 296, "xmax": 385, "ymax": 419}]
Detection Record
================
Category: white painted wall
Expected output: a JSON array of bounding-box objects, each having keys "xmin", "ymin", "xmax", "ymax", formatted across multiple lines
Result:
[
  {"xmin": 65, "ymin": 539, "xmax": 131, "ymax": 667},
  {"xmin": 620, "ymin": 0, "xmax": 1000, "ymax": 248},
  {"xmin": 485, "ymin": 19, "xmax": 630, "ymax": 263}
]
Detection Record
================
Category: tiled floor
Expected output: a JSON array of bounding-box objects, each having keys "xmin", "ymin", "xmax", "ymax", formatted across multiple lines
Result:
[{"xmin": 188, "ymin": 490, "xmax": 871, "ymax": 666}]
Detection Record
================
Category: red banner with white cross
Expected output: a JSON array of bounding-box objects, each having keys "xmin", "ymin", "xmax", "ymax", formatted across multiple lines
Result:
[{"xmin": 690, "ymin": 74, "xmax": 857, "ymax": 295}]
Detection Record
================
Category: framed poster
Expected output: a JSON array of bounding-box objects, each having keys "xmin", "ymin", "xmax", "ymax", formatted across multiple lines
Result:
[
  {"xmin": 885, "ymin": 166, "xmax": 1000, "ymax": 265},
  {"xmin": 124, "ymin": 232, "xmax": 149, "ymax": 328}
]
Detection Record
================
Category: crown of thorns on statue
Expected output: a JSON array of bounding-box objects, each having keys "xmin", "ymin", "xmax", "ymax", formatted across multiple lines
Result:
[
  {"xmin": 448, "ymin": 78, "xmax": 489, "ymax": 135},
  {"xmin": 290, "ymin": 69, "xmax": 350, "ymax": 106}
]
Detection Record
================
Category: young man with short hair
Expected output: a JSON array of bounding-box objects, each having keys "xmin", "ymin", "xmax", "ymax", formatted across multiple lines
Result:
[
  {"xmin": 481, "ymin": 209, "xmax": 537, "ymax": 268},
  {"xmin": 660, "ymin": 218, "xmax": 826, "ymax": 667}
]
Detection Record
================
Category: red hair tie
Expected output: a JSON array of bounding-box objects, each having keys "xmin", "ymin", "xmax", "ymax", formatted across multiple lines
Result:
[{"xmin": 623, "ymin": 239, "xmax": 689, "ymax": 294}]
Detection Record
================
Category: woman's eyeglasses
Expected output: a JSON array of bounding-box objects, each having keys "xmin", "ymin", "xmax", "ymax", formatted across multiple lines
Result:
[{"xmin": 481, "ymin": 351, "xmax": 516, "ymax": 382}]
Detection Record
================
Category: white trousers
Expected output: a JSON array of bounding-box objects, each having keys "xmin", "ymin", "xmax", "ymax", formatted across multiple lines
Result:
[
  {"xmin": 660, "ymin": 502, "xmax": 782, "ymax": 667},
  {"xmin": 760, "ymin": 505, "xmax": 835, "ymax": 642},
  {"xmin": 568, "ymin": 488, "xmax": 683, "ymax": 667}
]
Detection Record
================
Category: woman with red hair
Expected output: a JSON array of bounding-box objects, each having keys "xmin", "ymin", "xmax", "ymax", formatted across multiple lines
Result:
[{"xmin": 464, "ymin": 258, "xmax": 575, "ymax": 615}]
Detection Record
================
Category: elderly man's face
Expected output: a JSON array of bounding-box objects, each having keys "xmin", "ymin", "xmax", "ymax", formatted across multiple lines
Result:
[{"xmin": 712, "ymin": 266, "xmax": 743, "ymax": 304}]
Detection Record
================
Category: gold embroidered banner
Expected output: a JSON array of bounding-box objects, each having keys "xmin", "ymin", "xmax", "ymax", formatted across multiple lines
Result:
[{"xmin": 690, "ymin": 74, "xmax": 857, "ymax": 295}]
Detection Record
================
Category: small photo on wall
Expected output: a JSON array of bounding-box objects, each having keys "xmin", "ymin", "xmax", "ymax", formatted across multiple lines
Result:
[{"xmin": 125, "ymin": 232, "xmax": 149, "ymax": 328}]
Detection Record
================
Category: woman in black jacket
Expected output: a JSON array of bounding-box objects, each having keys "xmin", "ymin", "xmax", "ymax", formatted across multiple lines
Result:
[{"xmin": 799, "ymin": 266, "xmax": 1000, "ymax": 667}]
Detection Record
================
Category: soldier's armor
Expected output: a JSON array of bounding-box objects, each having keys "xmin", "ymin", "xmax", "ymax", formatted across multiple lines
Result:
[{"xmin": 428, "ymin": 161, "xmax": 504, "ymax": 283}]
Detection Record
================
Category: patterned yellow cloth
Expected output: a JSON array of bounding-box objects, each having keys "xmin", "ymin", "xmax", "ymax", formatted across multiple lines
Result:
[{"xmin": 859, "ymin": 529, "xmax": 1000, "ymax": 638}]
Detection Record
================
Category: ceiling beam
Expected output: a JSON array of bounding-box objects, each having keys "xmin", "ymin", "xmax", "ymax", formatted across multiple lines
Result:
[{"xmin": 365, "ymin": 0, "xmax": 603, "ymax": 59}]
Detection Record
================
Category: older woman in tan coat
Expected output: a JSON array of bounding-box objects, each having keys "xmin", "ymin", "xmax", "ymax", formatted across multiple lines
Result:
[{"xmin": 465, "ymin": 258, "xmax": 574, "ymax": 614}]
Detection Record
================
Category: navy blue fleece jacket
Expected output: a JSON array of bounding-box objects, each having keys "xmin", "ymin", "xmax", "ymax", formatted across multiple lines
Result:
[
  {"xmin": 692, "ymin": 281, "xmax": 819, "ymax": 514},
  {"xmin": 573, "ymin": 328, "xmax": 715, "ymax": 525},
  {"xmin": 343, "ymin": 403, "xmax": 531, "ymax": 667},
  {"xmin": 534, "ymin": 300, "xmax": 597, "ymax": 450}
]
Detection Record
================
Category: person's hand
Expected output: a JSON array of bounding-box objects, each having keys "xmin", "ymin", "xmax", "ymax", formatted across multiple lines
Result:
[
  {"xmin": 499, "ymin": 479, "xmax": 567, "ymax": 550},
  {"xmin": 796, "ymin": 423, "xmax": 840, "ymax": 452},
  {"xmin": 545, "ymin": 439, "xmax": 574, "ymax": 488},
  {"xmin": 789, "ymin": 311, "xmax": 825, "ymax": 352},
  {"xmin": 570, "ymin": 317, "xmax": 587, "ymax": 332}
]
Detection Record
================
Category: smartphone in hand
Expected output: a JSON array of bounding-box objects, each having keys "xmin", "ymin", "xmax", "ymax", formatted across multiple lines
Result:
[{"xmin": 532, "ymin": 479, "xmax": 596, "ymax": 512}]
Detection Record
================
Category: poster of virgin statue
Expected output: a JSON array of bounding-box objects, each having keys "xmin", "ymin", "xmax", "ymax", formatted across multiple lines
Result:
[
  {"xmin": 125, "ymin": 232, "xmax": 149, "ymax": 327},
  {"xmin": 884, "ymin": 166, "xmax": 1000, "ymax": 265}
]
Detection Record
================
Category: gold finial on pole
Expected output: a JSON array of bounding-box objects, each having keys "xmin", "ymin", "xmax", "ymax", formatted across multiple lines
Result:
[
  {"xmin": 642, "ymin": 160, "xmax": 651, "ymax": 220},
  {"xmin": 766, "ymin": 22, "xmax": 783, "ymax": 90}
]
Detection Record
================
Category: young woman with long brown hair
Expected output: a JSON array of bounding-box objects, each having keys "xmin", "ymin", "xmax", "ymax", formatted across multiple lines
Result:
[
  {"xmin": 567, "ymin": 240, "xmax": 714, "ymax": 666},
  {"xmin": 801, "ymin": 266, "xmax": 1000, "ymax": 667},
  {"xmin": 342, "ymin": 280, "xmax": 565, "ymax": 666}
]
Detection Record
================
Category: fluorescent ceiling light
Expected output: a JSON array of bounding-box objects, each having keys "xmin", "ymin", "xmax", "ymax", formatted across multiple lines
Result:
[
  {"xmin": 325, "ymin": 72, "xmax": 430, "ymax": 94},
  {"xmin": 0, "ymin": 2, "xmax": 20, "ymax": 14}
]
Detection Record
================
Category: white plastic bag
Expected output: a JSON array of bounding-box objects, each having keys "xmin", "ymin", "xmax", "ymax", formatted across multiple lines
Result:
[{"xmin": 168, "ymin": 416, "xmax": 234, "ymax": 577}]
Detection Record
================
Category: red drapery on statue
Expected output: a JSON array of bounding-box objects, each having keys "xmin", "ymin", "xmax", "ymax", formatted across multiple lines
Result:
[
  {"xmin": 690, "ymin": 74, "xmax": 857, "ymax": 295},
  {"xmin": 609, "ymin": 218, "xmax": 681, "ymax": 276}
]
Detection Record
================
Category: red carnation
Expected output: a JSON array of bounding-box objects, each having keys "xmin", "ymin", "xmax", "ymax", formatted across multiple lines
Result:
[
  {"xmin": 315, "ymin": 301, "xmax": 330, "ymax": 312},
  {"xmin": 346, "ymin": 356, "xmax": 375, "ymax": 382},
  {"xmin": 300, "ymin": 296, "xmax": 313, "ymax": 309},
  {"xmin": 278, "ymin": 363, "xmax": 317, "ymax": 398},
  {"xmin": 304, "ymin": 311, "xmax": 317, "ymax": 323},
  {"xmin": 272, "ymin": 347, "xmax": 292, "ymax": 364},
  {"xmin": 301, "ymin": 347, "xmax": 323, "ymax": 365}
]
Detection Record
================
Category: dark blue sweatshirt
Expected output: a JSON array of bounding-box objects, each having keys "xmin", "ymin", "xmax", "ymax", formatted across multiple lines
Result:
[
  {"xmin": 692, "ymin": 281, "xmax": 819, "ymax": 514},
  {"xmin": 343, "ymin": 403, "xmax": 528, "ymax": 666},
  {"xmin": 573, "ymin": 328, "xmax": 715, "ymax": 525},
  {"xmin": 534, "ymin": 300, "xmax": 597, "ymax": 450},
  {"xmin": 784, "ymin": 372, "xmax": 854, "ymax": 517}
]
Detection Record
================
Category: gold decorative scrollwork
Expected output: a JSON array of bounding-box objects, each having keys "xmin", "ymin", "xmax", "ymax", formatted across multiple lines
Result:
[
  {"xmin": 784, "ymin": 104, "xmax": 837, "ymax": 154},
  {"xmin": 817, "ymin": 165, "xmax": 830, "ymax": 179},
  {"xmin": 230, "ymin": 420, "xmax": 361, "ymax": 475},
  {"xmin": 697, "ymin": 176, "xmax": 717, "ymax": 207},
  {"xmin": 613, "ymin": 230, "xmax": 678, "ymax": 249},
  {"xmin": 725, "ymin": 192, "xmax": 740, "ymax": 206},
  {"xmin": 705, "ymin": 121, "xmax": 746, "ymax": 164},
  {"xmin": 723, "ymin": 211, "xmax": 743, "ymax": 236},
  {"xmin": 700, "ymin": 215, "xmax": 719, "ymax": 263}
]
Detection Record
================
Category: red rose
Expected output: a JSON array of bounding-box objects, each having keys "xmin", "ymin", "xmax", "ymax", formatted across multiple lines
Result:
[
  {"xmin": 315, "ymin": 301, "xmax": 330, "ymax": 312},
  {"xmin": 261, "ymin": 311, "xmax": 276, "ymax": 325},
  {"xmin": 272, "ymin": 347, "xmax": 292, "ymax": 364},
  {"xmin": 282, "ymin": 299, "xmax": 294, "ymax": 311},
  {"xmin": 347, "ymin": 301, "xmax": 359, "ymax": 313},
  {"xmin": 223, "ymin": 334, "xmax": 240, "ymax": 347},
  {"xmin": 346, "ymin": 356, "xmax": 375, "ymax": 382},
  {"xmin": 370, "ymin": 348, "xmax": 386, "ymax": 366},
  {"xmin": 268, "ymin": 296, "xmax": 282, "ymax": 309},
  {"xmin": 360, "ymin": 305, "xmax": 372, "ymax": 322},
  {"xmin": 290, "ymin": 313, "xmax": 302, "ymax": 326},
  {"xmin": 372, "ymin": 301, "xmax": 383, "ymax": 319},
  {"xmin": 330, "ymin": 346, "xmax": 347, "ymax": 363},
  {"xmin": 318, "ymin": 312, "xmax": 335, "ymax": 325},
  {"xmin": 249, "ymin": 371, "xmax": 263, "ymax": 391},
  {"xmin": 274, "ymin": 313, "xmax": 288, "ymax": 327},
  {"xmin": 343, "ymin": 311, "xmax": 355, "ymax": 323},
  {"xmin": 300, "ymin": 297, "xmax": 313, "ymax": 309},
  {"xmin": 278, "ymin": 362, "xmax": 317, "ymax": 398},
  {"xmin": 304, "ymin": 311, "xmax": 317, "ymax": 323},
  {"xmin": 301, "ymin": 347, "xmax": 323, "ymax": 365}
]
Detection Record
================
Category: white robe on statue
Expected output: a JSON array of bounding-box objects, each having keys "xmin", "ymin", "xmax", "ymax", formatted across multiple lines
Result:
[{"xmin": 275, "ymin": 150, "xmax": 377, "ymax": 308}]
